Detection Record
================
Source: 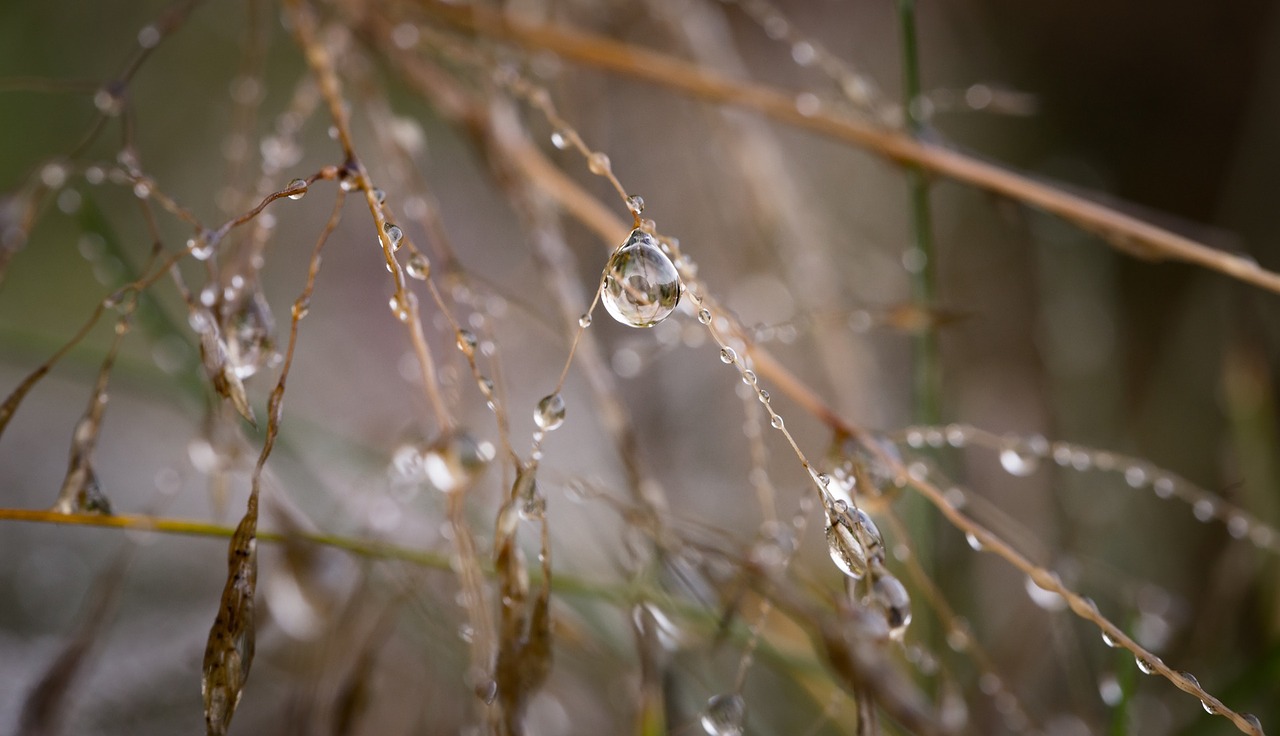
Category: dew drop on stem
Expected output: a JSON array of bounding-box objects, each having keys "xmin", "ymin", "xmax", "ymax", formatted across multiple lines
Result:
[
  {"xmin": 999, "ymin": 445, "xmax": 1039, "ymax": 476},
  {"xmin": 286, "ymin": 178, "xmax": 307, "ymax": 200},
  {"xmin": 700, "ymin": 692, "xmax": 746, "ymax": 736},
  {"xmin": 405, "ymin": 253, "xmax": 430, "ymax": 280},
  {"xmin": 534, "ymin": 393, "xmax": 566, "ymax": 431},
  {"xmin": 600, "ymin": 229, "xmax": 681, "ymax": 328}
]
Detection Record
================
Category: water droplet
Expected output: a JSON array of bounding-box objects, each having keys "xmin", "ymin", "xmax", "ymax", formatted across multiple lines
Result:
[
  {"xmin": 405, "ymin": 253, "xmax": 430, "ymax": 280},
  {"xmin": 719, "ymin": 347, "xmax": 736, "ymax": 364},
  {"xmin": 287, "ymin": 178, "xmax": 308, "ymax": 200},
  {"xmin": 626, "ymin": 195, "xmax": 645, "ymax": 215},
  {"xmin": 578, "ymin": 313, "xmax": 592, "ymax": 328},
  {"xmin": 1243, "ymin": 714, "xmax": 1264, "ymax": 734},
  {"xmin": 534, "ymin": 393, "xmax": 566, "ymax": 431},
  {"xmin": 372, "ymin": 188, "xmax": 386, "ymax": 204},
  {"xmin": 587, "ymin": 152, "xmax": 611, "ymax": 175},
  {"xmin": 456, "ymin": 329, "xmax": 478, "ymax": 356},
  {"xmin": 700, "ymin": 693, "xmax": 746, "ymax": 736},
  {"xmin": 770, "ymin": 414, "xmax": 784, "ymax": 429},
  {"xmin": 965, "ymin": 532, "xmax": 984, "ymax": 551},
  {"xmin": 757, "ymin": 389, "xmax": 770, "ymax": 403},
  {"xmin": 1193, "ymin": 499, "xmax": 1216, "ymax": 522},
  {"xmin": 550, "ymin": 130, "xmax": 570, "ymax": 149},
  {"xmin": 188, "ymin": 234, "xmax": 215, "ymax": 261},
  {"xmin": 93, "ymin": 87, "xmax": 124, "ymax": 116},
  {"xmin": 999, "ymin": 446, "xmax": 1039, "ymax": 476},
  {"xmin": 872, "ymin": 571, "xmax": 912, "ymax": 640},
  {"xmin": 389, "ymin": 293, "xmax": 412, "ymax": 322},
  {"xmin": 1135, "ymin": 656, "xmax": 1158, "ymax": 675},
  {"xmin": 422, "ymin": 430, "xmax": 489, "ymax": 493},
  {"xmin": 1101, "ymin": 630, "xmax": 1117, "ymax": 648},
  {"xmin": 226, "ymin": 290, "xmax": 276, "ymax": 379},
  {"xmin": 1024, "ymin": 575, "xmax": 1067, "ymax": 611},
  {"xmin": 1153, "ymin": 475, "xmax": 1175, "ymax": 498},
  {"xmin": 825, "ymin": 505, "xmax": 883, "ymax": 579},
  {"xmin": 1124, "ymin": 465, "xmax": 1149, "ymax": 488},
  {"xmin": 383, "ymin": 222, "xmax": 404, "ymax": 250},
  {"xmin": 697, "ymin": 308, "xmax": 712, "ymax": 324},
  {"xmin": 601, "ymin": 229, "xmax": 681, "ymax": 328}
]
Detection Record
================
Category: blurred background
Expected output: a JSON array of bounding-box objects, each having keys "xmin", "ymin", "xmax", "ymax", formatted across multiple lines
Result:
[{"xmin": 0, "ymin": 0, "xmax": 1277, "ymax": 734}]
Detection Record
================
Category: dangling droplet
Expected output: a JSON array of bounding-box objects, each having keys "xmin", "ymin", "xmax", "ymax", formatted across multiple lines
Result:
[
  {"xmin": 421, "ymin": 430, "xmax": 491, "ymax": 493},
  {"xmin": 405, "ymin": 253, "xmax": 430, "ymax": 280},
  {"xmin": 578, "ymin": 313, "xmax": 592, "ymax": 328},
  {"xmin": 389, "ymin": 293, "xmax": 411, "ymax": 323},
  {"xmin": 1135, "ymin": 656, "xmax": 1157, "ymax": 675},
  {"xmin": 626, "ymin": 195, "xmax": 645, "ymax": 215},
  {"xmin": 550, "ymin": 130, "xmax": 570, "ymax": 150},
  {"xmin": 999, "ymin": 445, "xmax": 1039, "ymax": 476},
  {"xmin": 1101, "ymin": 631, "xmax": 1117, "ymax": 648},
  {"xmin": 587, "ymin": 152, "xmax": 611, "ymax": 175},
  {"xmin": 287, "ymin": 178, "xmax": 308, "ymax": 200},
  {"xmin": 383, "ymin": 222, "xmax": 404, "ymax": 250},
  {"xmin": 600, "ymin": 229, "xmax": 681, "ymax": 328},
  {"xmin": 534, "ymin": 393, "xmax": 566, "ymax": 431},
  {"xmin": 871, "ymin": 570, "xmax": 913, "ymax": 640},
  {"xmin": 700, "ymin": 693, "xmax": 746, "ymax": 736},
  {"xmin": 825, "ymin": 505, "xmax": 883, "ymax": 579},
  {"xmin": 188, "ymin": 234, "xmax": 215, "ymax": 261}
]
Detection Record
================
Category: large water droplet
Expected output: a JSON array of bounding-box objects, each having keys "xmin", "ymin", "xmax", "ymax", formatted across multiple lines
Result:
[
  {"xmin": 600, "ymin": 229, "xmax": 681, "ymax": 328},
  {"xmin": 700, "ymin": 693, "xmax": 746, "ymax": 736},
  {"xmin": 534, "ymin": 392, "xmax": 566, "ymax": 431},
  {"xmin": 825, "ymin": 505, "xmax": 883, "ymax": 579},
  {"xmin": 286, "ymin": 178, "xmax": 308, "ymax": 200}
]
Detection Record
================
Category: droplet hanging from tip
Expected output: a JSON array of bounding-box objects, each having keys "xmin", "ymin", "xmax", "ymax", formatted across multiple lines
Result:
[
  {"xmin": 600, "ymin": 229, "xmax": 681, "ymax": 328},
  {"xmin": 534, "ymin": 393, "xmax": 566, "ymax": 431},
  {"xmin": 700, "ymin": 692, "xmax": 746, "ymax": 736}
]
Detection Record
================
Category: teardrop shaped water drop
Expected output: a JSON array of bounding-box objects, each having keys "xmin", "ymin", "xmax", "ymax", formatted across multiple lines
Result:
[
  {"xmin": 824, "ymin": 505, "xmax": 881, "ymax": 579},
  {"xmin": 534, "ymin": 392, "xmax": 566, "ymax": 431},
  {"xmin": 700, "ymin": 693, "xmax": 746, "ymax": 736},
  {"xmin": 287, "ymin": 178, "xmax": 308, "ymax": 200},
  {"xmin": 383, "ymin": 222, "xmax": 404, "ymax": 250},
  {"xmin": 600, "ymin": 229, "xmax": 681, "ymax": 328},
  {"xmin": 405, "ymin": 253, "xmax": 430, "ymax": 280}
]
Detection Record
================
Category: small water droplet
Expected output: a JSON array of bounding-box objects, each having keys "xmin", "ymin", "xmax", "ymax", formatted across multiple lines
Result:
[
  {"xmin": 770, "ymin": 414, "xmax": 784, "ymax": 429},
  {"xmin": 1193, "ymin": 499, "xmax": 1216, "ymax": 522},
  {"xmin": 422, "ymin": 430, "xmax": 489, "ymax": 493},
  {"xmin": 587, "ymin": 151, "xmax": 611, "ymax": 175},
  {"xmin": 456, "ymin": 329, "xmax": 478, "ymax": 356},
  {"xmin": 697, "ymin": 308, "xmax": 712, "ymax": 324},
  {"xmin": 389, "ymin": 293, "xmax": 411, "ymax": 322},
  {"xmin": 720, "ymin": 347, "xmax": 736, "ymax": 364},
  {"xmin": 1243, "ymin": 714, "xmax": 1264, "ymax": 734},
  {"xmin": 965, "ymin": 532, "xmax": 984, "ymax": 551},
  {"xmin": 872, "ymin": 571, "xmax": 913, "ymax": 640},
  {"xmin": 405, "ymin": 253, "xmax": 430, "ymax": 280},
  {"xmin": 383, "ymin": 222, "xmax": 404, "ymax": 250},
  {"xmin": 188, "ymin": 234, "xmax": 215, "ymax": 261},
  {"xmin": 578, "ymin": 313, "xmax": 592, "ymax": 328},
  {"xmin": 1024, "ymin": 575, "xmax": 1067, "ymax": 611},
  {"xmin": 700, "ymin": 693, "xmax": 746, "ymax": 736},
  {"xmin": 287, "ymin": 178, "xmax": 308, "ymax": 200},
  {"xmin": 534, "ymin": 393, "xmax": 566, "ymax": 431},
  {"xmin": 625, "ymin": 195, "xmax": 645, "ymax": 215},
  {"xmin": 1124, "ymin": 465, "xmax": 1149, "ymax": 488},
  {"xmin": 1135, "ymin": 656, "xmax": 1158, "ymax": 675},
  {"xmin": 601, "ymin": 229, "xmax": 681, "ymax": 328},
  {"xmin": 372, "ymin": 188, "xmax": 386, "ymax": 204},
  {"xmin": 999, "ymin": 446, "xmax": 1039, "ymax": 476},
  {"xmin": 550, "ymin": 130, "xmax": 570, "ymax": 149},
  {"xmin": 1101, "ymin": 630, "xmax": 1117, "ymax": 648},
  {"xmin": 757, "ymin": 389, "xmax": 770, "ymax": 403}
]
